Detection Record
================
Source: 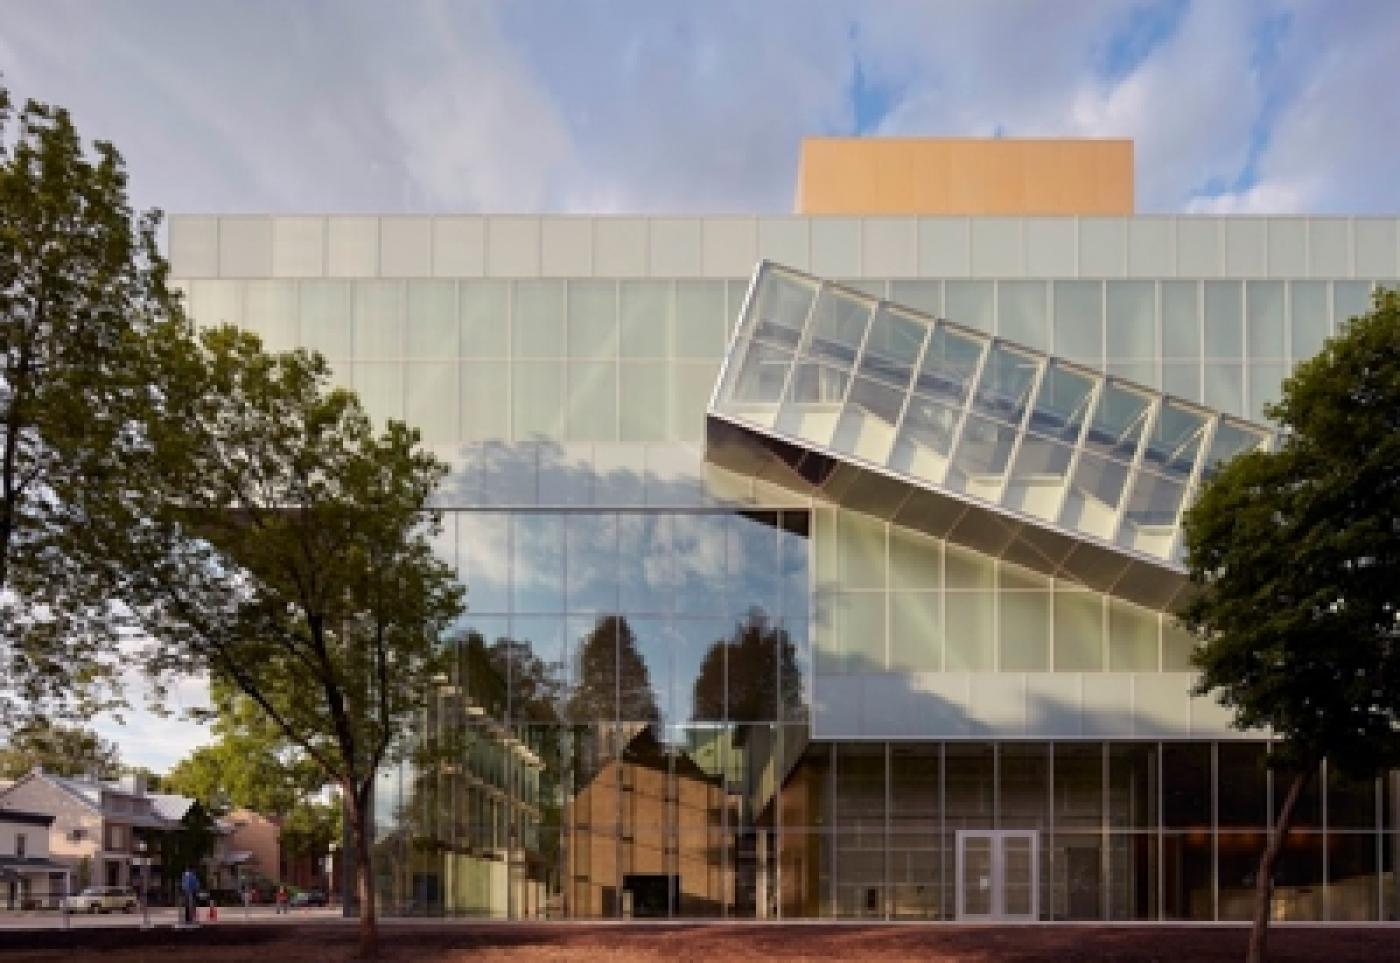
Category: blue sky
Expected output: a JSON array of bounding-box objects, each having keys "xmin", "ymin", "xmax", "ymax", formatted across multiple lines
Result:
[{"xmin": 4, "ymin": 0, "xmax": 1399, "ymax": 768}]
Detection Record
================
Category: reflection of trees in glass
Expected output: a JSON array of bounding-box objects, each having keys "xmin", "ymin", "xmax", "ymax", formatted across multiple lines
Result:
[
  {"xmin": 692, "ymin": 609, "xmax": 803, "ymax": 722},
  {"xmin": 567, "ymin": 615, "xmax": 659, "ymax": 723}
]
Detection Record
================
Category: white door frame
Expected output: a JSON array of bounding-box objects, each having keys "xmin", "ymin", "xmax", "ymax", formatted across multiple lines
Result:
[{"xmin": 954, "ymin": 829, "xmax": 1039, "ymax": 922}]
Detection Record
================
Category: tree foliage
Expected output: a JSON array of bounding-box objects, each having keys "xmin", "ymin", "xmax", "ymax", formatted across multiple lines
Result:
[
  {"xmin": 0, "ymin": 86, "xmax": 186, "ymax": 724},
  {"xmin": 131, "ymin": 327, "xmax": 463, "ymax": 957},
  {"xmin": 164, "ymin": 687, "xmax": 326, "ymax": 817},
  {"xmin": 1180, "ymin": 288, "xmax": 1400, "ymax": 961},
  {"xmin": 0, "ymin": 719, "xmax": 121, "ymax": 779}
]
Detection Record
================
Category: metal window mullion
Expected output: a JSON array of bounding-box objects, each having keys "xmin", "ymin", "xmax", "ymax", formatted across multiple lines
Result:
[
  {"xmin": 773, "ymin": 279, "xmax": 827, "ymax": 416},
  {"xmin": 887, "ymin": 320, "xmax": 934, "ymax": 441},
  {"xmin": 989, "ymin": 355, "xmax": 1049, "ymax": 505},
  {"xmin": 1108, "ymin": 395, "xmax": 1163, "ymax": 546},
  {"xmin": 938, "ymin": 336, "xmax": 995, "ymax": 488},
  {"xmin": 1166, "ymin": 415, "xmax": 1222, "ymax": 561},
  {"xmin": 1047, "ymin": 376, "xmax": 1105, "ymax": 531},
  {"xmin": 834, "ymin": 297, "xmax": 881, "ymax": 412}
]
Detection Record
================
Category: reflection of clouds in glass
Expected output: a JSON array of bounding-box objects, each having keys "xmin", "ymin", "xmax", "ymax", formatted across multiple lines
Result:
[
  {"xmin": 671, "ymin": 514, "xmax": 727, "ymax": 614},
  {"xmin": 458, "ymin": 512, "xmax": 511, "ymax": 613},
  {"xmin": 512, "ymin": 514, "xmax": 564, "ymax": 612}
]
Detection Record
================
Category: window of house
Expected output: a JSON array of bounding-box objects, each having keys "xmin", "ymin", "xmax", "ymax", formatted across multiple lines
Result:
[{"xmin": 15, "ymin": 833, "xmax": 26, "ymax": 857}]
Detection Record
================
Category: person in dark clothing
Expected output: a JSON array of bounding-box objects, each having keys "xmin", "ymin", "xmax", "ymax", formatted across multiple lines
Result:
[{"xmin": 180, "ymin": 868, "xmax": 200, "ymax": 925}]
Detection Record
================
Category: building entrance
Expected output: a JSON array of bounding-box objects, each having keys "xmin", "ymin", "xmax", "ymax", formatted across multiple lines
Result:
[{"xmin": 955, "ymin": 831, "xmax": 1038, "ymax": 921}]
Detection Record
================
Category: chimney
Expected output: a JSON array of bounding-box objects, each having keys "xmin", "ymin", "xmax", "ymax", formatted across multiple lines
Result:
[{"xmin": 118, "ymin": 772, "xmax": 147, "ymax": 796}]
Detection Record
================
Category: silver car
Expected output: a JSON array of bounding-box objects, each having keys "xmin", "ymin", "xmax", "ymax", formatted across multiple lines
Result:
[{"xmin": 64, "ymin": 886, "xmax": 138, "ymax": 914}]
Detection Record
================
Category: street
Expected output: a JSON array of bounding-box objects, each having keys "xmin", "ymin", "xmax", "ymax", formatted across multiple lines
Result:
[{"xmin": 0, "ymin": 905, "xmax": 342, "ymax": 930}]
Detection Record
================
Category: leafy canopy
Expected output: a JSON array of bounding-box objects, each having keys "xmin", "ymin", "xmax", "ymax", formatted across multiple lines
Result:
[
  {"xmin": 0, "ymin": 86, "xmax": 188, "ymax": 724},
  {"xmin": 1180, "ymin": 288, "xmax": 1400, "ymax": 777},
  {"xmin": 0, "ymin": 719, "xmax": 121, "ymax": 780}
]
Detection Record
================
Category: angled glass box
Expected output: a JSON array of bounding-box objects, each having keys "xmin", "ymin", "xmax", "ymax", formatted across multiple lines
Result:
[{"xmin": 707, "ymin": 262, "xmax": 1276, "ymax": 612}]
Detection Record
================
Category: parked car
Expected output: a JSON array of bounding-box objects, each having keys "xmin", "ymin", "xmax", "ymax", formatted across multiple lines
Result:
[
  {"xmin": 64, "ymin": 886, "xmax": 138, "ymax": 914},
  {"xmin": 290, "ymin": 889, "xmax": 328, "ymax": 907}
]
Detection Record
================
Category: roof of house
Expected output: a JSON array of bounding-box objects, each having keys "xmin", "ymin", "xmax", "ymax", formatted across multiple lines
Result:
[
  {"xmin": 0, "ymin": 770, "xmax": 197, "ymax": 831},
  {"xmin": 0, "ymin": 809, "xmax": 55, "ymax": 827},
  {"xmin": 148, "ymin": 793, "xmax": 195, "ymax": 823}
]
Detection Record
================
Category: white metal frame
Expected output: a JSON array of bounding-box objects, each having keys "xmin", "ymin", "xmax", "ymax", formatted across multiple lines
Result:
[{"xmin": 955, "ymin": 829, "xmax": 1039, "ymax": 922}]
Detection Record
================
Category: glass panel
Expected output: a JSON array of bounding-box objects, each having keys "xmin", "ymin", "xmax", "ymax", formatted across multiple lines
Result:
[
  {"xmin": 300, "ymin": 280, "xmax": 352, "ymax": 359},
  {"xmin": 1162, "ymin": 743, "xmax": 1211, "ymax": 828},
  {"xmin": 888, "ymin": 525, "xmax": 941, "ymax": 590},
  {"xmin": 1025, "ymin": 364, "xmax": 1095, "ymax": 442},
  {"xmin": 1053, "ymin": 588, "xmax": 1103, "ymax": 671},
  {"xmin": 513, "ymin": 514, "xmax": 565, "ymax": 613},
  {"xmin": 890, "ymin": 744, "xmax": 942, "ymax": 919},
  {"xmin": 1330, "ymin": 833, "xmax": 1380, "ymax": 921},
  {"xmin": 1290, "ymin": 281, "xmax": 1329, "ymax": 362},
  {"xmin": 1246, "ymin": 281, "xmax": 1286, "ymax": 359},
  {"xmin": 1054, "ymin": 743, "xmax": 1103, "ymax": 830},
  {"xmin": 567, "ymin": 280, "xmax": 618, "ymax": 359},
  {"xmin": 1161, "ymin": 620, "xmax": 1196, "ymax": 671},
  {"xmin": 748, "ymin": 270, "xmax": 815, "ymax": 348},
  {"xmin": 1002, "ymin": 834, "xmax": 1037, "ymax": 917},
  {"xmin": 945, "ymin": 591, "xmax": 994, "ymax": 670},
  {"xmin": 1120, "ymin": 470, "xmax": 1187, "ymax": 547},
  {"xmin": 1249, "ymin": 363, "xmax": 1287, "ymax": 423},
  {"xmin": 1204, "ymin": 361, "xmax": 1244, "ymax": 416},
  {"xmin": 889, "ymin": 592, "xmax": 941, "ymax": 672},
  {"xmin": 945, "ymin": 744, "xmax": 994, "ymax": 831},
  {"xmin": 244, "ymin": 280, "xmax": 298, "ymax": 353},
  {"xmin": 998, "ymin": 281, "xmax": 1049, "ymax": 351},
  {"xmin": 1081, "ymin": 384, "xmax": 1151, "ymax": 463},
  {"xmin": 512, "ymin": 360, "xmax": 563, "ymax": 438},
  {"xmin": 1108, "ymin": 743, "xmax": 1158, "ymax": 831},
  {"xmin": 458, "ymin": 512, "xmax": 510, "ymax": 613},
  {"xmin": 1163, "ymin": 832, "xmax": 1213, "ymax": 919},
  {"xmin": 889, "ymin": 280, "xmax": 942, "ymax": 317},
  {"xmin": 914, "ymin": 326, "xmax": 985, "ymax": 406},
  {"xmin": 729, "ymin": 341, "xmax": 792, "ymax": 404},
  {"xmin": 404, "ymin": 361, "xmax": 458, "ymax": 443},
  {"xmin": 406, "ymin": 280, "xmax": 458, "ymax": 358},
  {"xmin": 805, "ymin": 286, "xmax": 873, "ymax": 369},
  {"xmin": 1108, "ymin": 599, "xmax": 1158, "ymax": 671},
  {"xmin": 858, "ymin": 306, "xmax": 926, "ymax": 390},
  {"xmin": 619, "ymin": 361, "xmax": 669, "ymax": 442},
  {"xmin": 1201, "ymin": 421, "xmax": 1267, "ymax": 480},
  {"xmin": 566, "ymin": 514, "xmax": 619, "ymax": 614},
  {"xmin": 354, "ymin": 362, "xmax": 402, "ymax": 422},
  {"xmin": 1218, "ymin": 743, "xmax": 1267, "ymax": 827},
  {"xmin": 513, "ymin": 280, "xmax": 564, "ymax": 359},
  {"xmin": 1333, "ymin": 281, "xmax": 1373, "ymax": 331},
  {"xmin": 837, "ymin": 512, "xmax": 886, "ymax": 590},
  {"xmin": 1053, "ymin": 281, "xmax": 1103, "ymax": 365},
  {"xmin": 1106, "ymin": 281, "xmax": 1156, "ymax": 361},
  {"xmin": 969, "ymin": 346, "xmax": 1039, "ymax": 429},
  {"xmin": 1001, "ymin": 744, "xmax": 1049, "ymax": 829},
  {"xmin": 672, "ymin": 514, "xmax": 727, "ymax": 617},
  {"xmin": 728, "ymin": 511, "xmax": 780, "ymax": 620},
  {"xmin": 1161, "ymin": 361, "xmax": 1201, "ymax": 403},
  {"xmin": 945, "ymin": 281, "xmax": 994, "ymax": 333},
  {"xmin": 460, "ymin": 280, "xmax": 508, "ymax": 357},
  {"xmin": 1328, "ymin": 766, "xmax": 1378, "ymax": 830},
  {"xmin": 1273, "ymin": 831, "xmax": 1324, "ymax": 920},
  {"xmin": 1108, "ymin": 832, "xmax": 1158, "ymax": 920},
  {"xmin": 355, "ymin": 280, "xmax": 403, "ymax": 359},
  {"xmin": 461, "ymin": 361, "xmax": 509, "ymax": 440},
  {"xmin": 945, "ymin": 543, "xmax": 994, "ymax": 590},
  {"xmin": 946, "ymin": 415, "xmax": 1020, "ymax": 498},
  {"xmin": 1161, "ymin": 280, "xmax": 1200, "ymax": 361},
  {"xmin": 834, "ymin": 593, "xmax": 885, "ymax": 672},
  {"xmin": 674, "ymin": 280, "xmax": 727, "ymax": 360},
  {"xmin": 672, "ymin": 362, "xmax": 717, "ymax": 443},
  {"xmin": 891, "ymin": 396, "xmax": 961, "ymax": 483},
  {"xmin": 1204, "ymin": 280, "xmax": 1243, "ymax": 357},
  {"xmin": 999, "ymin": 569, "xmax": 1050, "ymax": 672},
  {"xmin": 619, "ymin": 280, "xmax": 670, "ymax": 358},
  {"xmin": 961, "ymin": 837, "xmax": 992, "ymax": 915},
  {"xmin": 833, "ymin": 745, "xmax": 885, "ymax": 918},
  {"xmin": 565, "ymin": 361, "xmax": 617, "ymax": 442}
]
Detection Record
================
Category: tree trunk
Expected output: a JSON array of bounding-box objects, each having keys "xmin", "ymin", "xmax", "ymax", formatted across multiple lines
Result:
[
  {"xmin": 1247, "ymin": 767, "xmax": 1311, "ymax": 963},
  {"xmin": 347, "ymin": 793, "xmax": 377, "ymax": 960}
]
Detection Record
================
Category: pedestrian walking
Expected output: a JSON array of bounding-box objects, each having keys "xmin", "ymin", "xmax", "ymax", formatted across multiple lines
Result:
[
  {"xmin": 180, "ymin": 867, "xmax": 200, "ymax": 926},
  {"xmin": 275, "ymin": 884, "xmax": 289, "ymax": 915}
]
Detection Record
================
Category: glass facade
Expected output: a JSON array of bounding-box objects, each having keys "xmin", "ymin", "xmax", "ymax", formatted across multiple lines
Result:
[{"xmin": 169, "ymin": 213, "xmax": 1399, "ymax": 923}]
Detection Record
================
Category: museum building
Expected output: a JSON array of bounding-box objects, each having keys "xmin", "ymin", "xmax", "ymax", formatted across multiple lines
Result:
[{"xmin": 166, "ymin": 138, "xmax": 1400, "ymax": 921}]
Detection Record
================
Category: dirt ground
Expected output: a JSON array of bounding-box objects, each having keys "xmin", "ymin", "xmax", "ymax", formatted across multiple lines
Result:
[{"xmin": 0, "ymin": 921, "xmax": 1395, "ymax": 962}]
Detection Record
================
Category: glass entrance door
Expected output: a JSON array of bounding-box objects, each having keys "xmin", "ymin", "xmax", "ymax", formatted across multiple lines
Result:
[{"xmin": 955, "ymin": 831, "xmax": 1038, "ymax": 921}]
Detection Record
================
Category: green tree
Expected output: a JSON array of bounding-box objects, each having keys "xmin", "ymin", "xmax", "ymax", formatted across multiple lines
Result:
[
  {"xmin": 565, "ymin": 615, "xmax": 657, "ymax": 722},
  {"xmin": 0, "ymin": 86, "xmax": 187, "ymax": 724},
  {"xmin": 165, "ymin": 688, "xmax": 326, "ymax": 817},
  {"xmin": 136, "ymin": 328, "xmax": 463, "ymax": 958},
  {"xmin": 0, "ymin": 719, "xmax": 120, "ymax": 779},
  {"xmin": 691, "ymin": 609, "xmax": 804, "ymax": 722},
  {"xmin": 1180, "ymin": 289, "xmax": 1400, "ymax": 963}
]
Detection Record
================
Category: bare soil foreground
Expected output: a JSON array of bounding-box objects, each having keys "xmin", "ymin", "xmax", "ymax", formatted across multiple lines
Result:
[{"xmin": 0, "ymin": 922, "xmax": 1395, "ymax": 962}]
